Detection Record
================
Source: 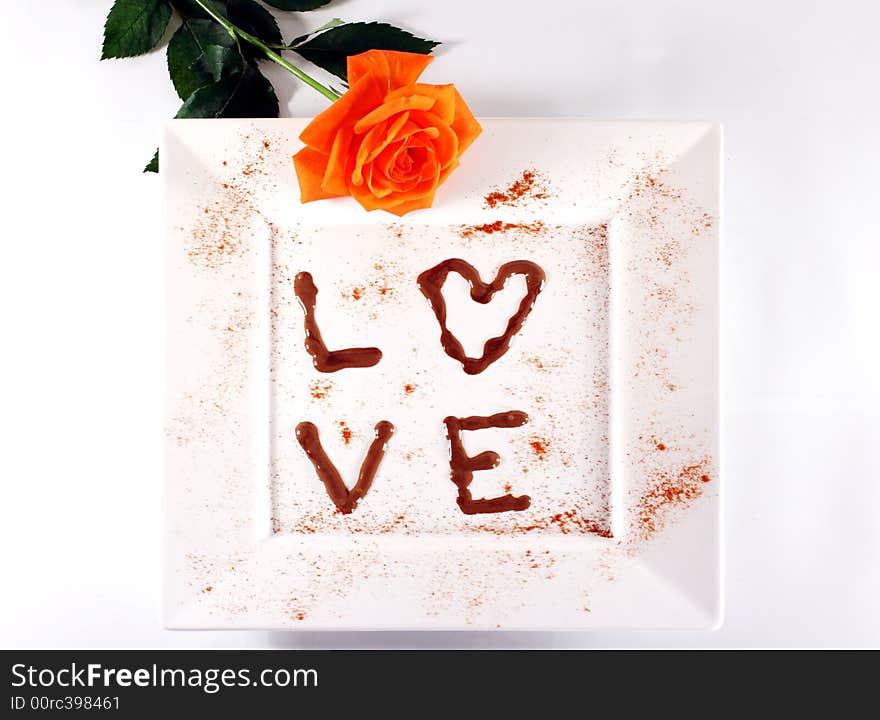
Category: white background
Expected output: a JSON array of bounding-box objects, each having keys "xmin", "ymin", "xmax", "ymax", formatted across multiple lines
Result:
[{"xmin": 1, "ymin": 0, "xmax": 877, "ymax": 648}]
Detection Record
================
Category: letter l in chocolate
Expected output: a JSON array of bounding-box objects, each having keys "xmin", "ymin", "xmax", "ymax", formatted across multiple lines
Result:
[{"xmin": 294, "ymin": 271, "xmax": 382, "ymax": 372}]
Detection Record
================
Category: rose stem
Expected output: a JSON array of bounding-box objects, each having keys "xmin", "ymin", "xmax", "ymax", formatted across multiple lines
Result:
[{"xmin": 192, "ymin": 0, "xmax": 342, "ymax": 102}]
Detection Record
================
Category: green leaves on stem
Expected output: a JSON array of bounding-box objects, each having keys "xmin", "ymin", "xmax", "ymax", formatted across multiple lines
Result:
[
  {"xmin": 222, "ymin": 0, "xmax": 282, "ymax": 54},
  {"xmin": 167, "ymin": 18, "xmax": 237, "ymax": 100},
  {"xmin": 100, "ymin": 0, "xmax": 440, "ymax": 171},
  {"xmin": 176, "ymin": 60, "xmax": 279, "ymax": 120},
  {"xmin": 290, "ymin": 22, "xmax": 440, "ymax": 81}
]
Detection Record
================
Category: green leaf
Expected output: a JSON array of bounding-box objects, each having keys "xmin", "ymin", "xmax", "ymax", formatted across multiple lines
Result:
[
  {"xmin": 102, "ymin": 0, "xmax": 173, "ymax": 59},
  {"xmin": 226, "ymin": 0, "xmax": 282, "ymax": 47},
  {"xmin": 145, "ymin": 149, "xmax": 159, "ymax": 173},
  {"xmin": 178, "ymin": 0, "xmax": 281, "ymax": 58},
  {"xmin": 173, "ymin": 1, "xmax": 281, "ymax": 48},
  {"xmin": 290, "ymin": 22, "xmax": 440, "ymax": 81},
  {"xmin": 289, "ymin": 17, "xmax": 345, "ymax": 46},
  {"xmin": 261, "ymin": 0, "xmax": 332, "ymax": 10},
  {"xmin": 175, "ymin": 61, "xmax": 279, "ymax": 119},
  {"xmin": 175, "ymin": 0, "xmax": 331, "ymax": 15},
  {"xmin": 170, "ymin": 0, "xmax": 222, "ymax": 18},
  {"xmin": 167, "ymin": 18, "xmax": 236, "ymax": 99},
  {"xmin": 202, "ymin": 46, "xmax": 243, "ymax": 81}
]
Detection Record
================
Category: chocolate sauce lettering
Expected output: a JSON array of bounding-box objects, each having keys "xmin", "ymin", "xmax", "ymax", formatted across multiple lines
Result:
[
  {"xmin": 294, "ymin": 271, "xmax": 382, "ymax": 372},
  {"xmin": 417, "ymin": 259, "xmax": 545, "ymax": 374},
  {"xmin": 296, "ymin": 421, "xmax": 394, "ymax": 514},
  {"xmin": 443, "ymin": 411, "xmax": 531, "ymax": 514}
]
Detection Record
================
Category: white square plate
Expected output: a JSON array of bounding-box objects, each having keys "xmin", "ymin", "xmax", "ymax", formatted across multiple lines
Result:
[{"xmin": 163, "ymin": 118, "xmax": 721, "ymax": 630}]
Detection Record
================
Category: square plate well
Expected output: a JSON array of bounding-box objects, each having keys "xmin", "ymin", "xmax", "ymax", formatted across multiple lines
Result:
[{"xmin": 163, "ymin": 118, "xmax": 721, "ymax": 629}]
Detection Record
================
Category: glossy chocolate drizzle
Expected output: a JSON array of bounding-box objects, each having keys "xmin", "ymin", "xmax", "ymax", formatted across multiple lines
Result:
[
  {"xmin": 294, "ymin": 271, "xmax": 382, "ymax": 372},
  {"xmin": 417, "ymin": 259, "xmax": 546, "ymax": 374},
  {"xmin": 295, "ymin": 420, "xmax": 395, "ymax": 514},
  {"xmin": 444, "ymin": 411, "xmax": 531, "ymax": 514}
]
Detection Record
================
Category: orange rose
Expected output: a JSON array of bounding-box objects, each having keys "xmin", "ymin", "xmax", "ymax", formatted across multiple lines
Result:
[{"xmin": 292, "ymin": 49, "xmax": 481, "ymax": 216}]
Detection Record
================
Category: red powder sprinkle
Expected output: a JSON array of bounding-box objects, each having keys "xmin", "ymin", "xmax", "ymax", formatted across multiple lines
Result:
[
  {"xmin": 339, "ymin": 421, "xmax": 352, "ymax": 445},
  {"xmin": 309, "ymin": 380, "xmax": 333, "ymax": 400},
  {"xmin": 656, "ymin": 442, "xmax": 667, "ymax": 451},
  {"xmin": 658, "ymin": 244, "xmax": 675, "ymax": 267},
  {"xmin": 371, "ymin": 275, "xmax": 396, "ymax": 299},
  {"xmin": 404, "ymin": 383, "xmax": 416, "ymax": 395},
  {"xmin": 548, "ymin": 511, "xmax": 612, "ymax": 537},
  {"xmin": 203, "ymin": 586, "xmax": 212, "ymax": 593},
  {"xmin": 477, "ymin": 508, "xmax": 612, "ymax": 538},
  {"xmin": 459, "ymin": 220, "xmax": 545, "ymax": 239},
  {"xmin": 637, "ymin": 457, "xmax": 713, "ymax": 539},
  {"xmin": 484, "ymin": 169, "xmax": 549, "ymax": 208},
  {"xmin": 351, "ymin": 263, "xmax": 399, "ymax": 301},
  {"xmin": 376, "ymin": 514, "xmax": 410, "ymax": 534},
  {"xmin": 278, "ymin": 507, "xmax": 414, "ymax": 536},
  {"xmin": 529, "ymin": 436, "xmax": 549, "ymax": 460}
]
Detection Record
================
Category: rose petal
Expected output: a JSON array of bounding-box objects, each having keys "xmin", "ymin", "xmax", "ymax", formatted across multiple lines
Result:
[
  {"xmin": 353, "ymin": 94, "xmax": 435, "ymax": 134},
  {"xmin": 451, "ymin": 88, "xmax": 482, "ymax": 155},
  {"xmin": 299, "ymin": 72, "xmax": 385, "ymax": 155},
  {"xmin": 383, "ymin": 191, "xmax": 437, "ymax": 216},
  {"xmin": 352, "ymin": 120, "xmax": 390, "ymax": 185},
  {"xmin": 374, "ymin": 141, "xmax": 411, "ymax": 185},
  {"xmin": 407, "ymin": 111, "xmax": 459, "ymax": 168},
  {"xmin": 436, "ymin": 157, "xmax": 460, "ymax": 186},
  {"xmin": 386, "ymin": 84, "xmax": 456, "ymax": 125},
  {"xmin": 292, "ymin": 147, "xmax": 340, "ymax": 202},
  {"xmin": 347, "ymin": 49, "xmax": 433, "ymax": 90},
  {"xmin": 321, "ymin": 126, "xmax": 354, "ymax": 196},
  {"xmin": 384, "ymin": 112, "xmax": 411, "ymax": 144},
  {"xmin": 350, "ymin": 171, "xmax": 438, "ymax": 212},
  {"xmin": 364, "ymin": 163, "xmax": 395, "ymax": 198},
  {"xmin": 363, "ymin": 113, "xmax": 414, "ymax": 165}
]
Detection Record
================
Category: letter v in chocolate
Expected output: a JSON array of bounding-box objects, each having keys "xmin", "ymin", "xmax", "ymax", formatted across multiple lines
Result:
[{"xmin": 296, "ymin": 421, "xmax": 395, "ymax": 514}]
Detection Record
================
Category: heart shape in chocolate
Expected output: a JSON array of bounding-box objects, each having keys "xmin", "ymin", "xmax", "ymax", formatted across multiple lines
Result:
[{"xmin": 417, "ymin": 258, "xmax": 546, "ymax": 374}]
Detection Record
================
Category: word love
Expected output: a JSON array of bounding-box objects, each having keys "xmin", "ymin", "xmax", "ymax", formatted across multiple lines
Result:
[
  {"xmin": 293, "ymin": 257, "xmax": 546, "ymax": 515},
  {"xmin": 294, "ymin": 413, "xmax": 531, "ymax": 515},
  {"xmin": 294, "ymin": 259, "xmax": 546, "ymax": 374}
]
